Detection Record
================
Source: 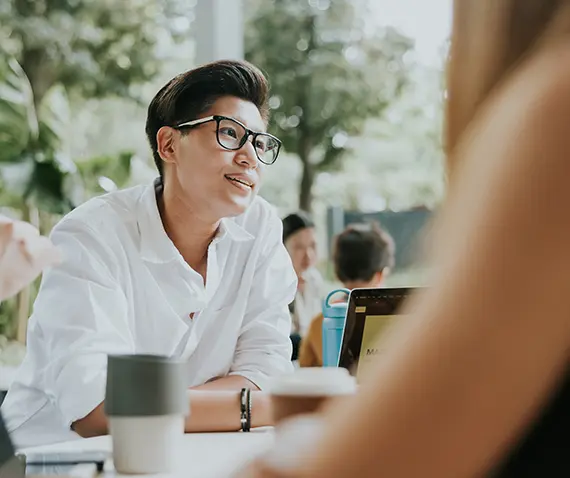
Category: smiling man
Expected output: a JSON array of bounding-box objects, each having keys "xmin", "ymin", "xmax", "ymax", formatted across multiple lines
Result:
[{"xmin": 0, "ymin": 60, "xmax": 297, "ymax": 447}]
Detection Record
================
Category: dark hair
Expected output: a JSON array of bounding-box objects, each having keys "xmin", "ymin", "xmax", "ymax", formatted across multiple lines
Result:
[
  {"xmin": 282, "ymin": 211, "xmax": 315, "ymax": 243},
  {"xmin": 333, "ymin": 222, "xmax": 395, "ymax": 283},
  {"xmin": 145, "ymin": 59, "xmax": 270, "ymax": 176}
]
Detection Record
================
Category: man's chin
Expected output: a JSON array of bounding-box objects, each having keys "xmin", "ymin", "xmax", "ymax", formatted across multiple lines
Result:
[{"xmin": 222, "ymin": 195, "xmax": 255, "ymax": 218}]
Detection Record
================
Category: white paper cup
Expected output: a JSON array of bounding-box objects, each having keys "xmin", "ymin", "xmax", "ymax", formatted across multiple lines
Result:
[
  {"xmin": 109, "ymin": 415, "xmax": 184, "ymax": 474},
  {"xmin": 105, "ymin": 355, "xmax": 188, "ymax": 475},
  {"xmin": 269, "ymin": 368, "xmax": 356, "ymax": 424}
]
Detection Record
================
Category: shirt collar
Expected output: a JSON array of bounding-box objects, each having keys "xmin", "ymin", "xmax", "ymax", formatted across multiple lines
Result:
[
  {"xmin": 216, "ymin": 217, "xmax": 254, "ymax": 244},
  {"xmin": 137, "ymin": 178, "xmax": 254, "ymax": 263}
]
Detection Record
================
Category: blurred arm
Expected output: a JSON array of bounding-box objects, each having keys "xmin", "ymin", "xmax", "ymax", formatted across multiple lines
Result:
[{"xmin": 249, "ymin": 44, "xmax": 570, "ymax": 478}]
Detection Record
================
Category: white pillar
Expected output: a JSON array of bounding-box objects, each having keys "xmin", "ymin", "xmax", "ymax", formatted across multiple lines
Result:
[{"xmin": 194, "ymin": 0, "xmax": 244, "ymax": 65}]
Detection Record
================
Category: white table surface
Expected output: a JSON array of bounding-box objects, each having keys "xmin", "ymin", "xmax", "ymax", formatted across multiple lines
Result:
[{"xmin": 21, "ymin": 429, "xmax": 274, "ymax": 477}]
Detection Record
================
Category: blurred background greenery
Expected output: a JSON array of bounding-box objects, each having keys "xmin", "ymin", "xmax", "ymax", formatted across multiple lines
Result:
[{"xmin": 0, "ymin": 0, "xmax": 447, "ymax": 346}]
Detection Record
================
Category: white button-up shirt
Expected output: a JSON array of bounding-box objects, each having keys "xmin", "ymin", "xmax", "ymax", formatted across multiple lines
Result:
[{"xmin": 1, "ymin": 180, "xmax": 296, "ymax": 448}]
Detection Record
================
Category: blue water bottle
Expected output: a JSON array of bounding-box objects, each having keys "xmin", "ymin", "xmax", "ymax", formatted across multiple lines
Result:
[{"xmin": 322, "ymin": 289, "xmax": 350, "ymax": 367}]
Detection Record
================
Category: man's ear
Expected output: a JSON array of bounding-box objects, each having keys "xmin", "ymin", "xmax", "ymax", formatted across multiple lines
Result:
[{"xmin": 156, "ymin": 126, "xmax": 178, "ymax": 166}]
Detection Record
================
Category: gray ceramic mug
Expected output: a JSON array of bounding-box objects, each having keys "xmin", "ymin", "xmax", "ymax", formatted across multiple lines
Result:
[{"xmin": 105, "ymin": 354, "xmax": 188, "ymax": 474}]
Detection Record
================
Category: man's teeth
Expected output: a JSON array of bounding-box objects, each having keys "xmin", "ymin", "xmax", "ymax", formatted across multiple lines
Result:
[{"xmin": 227, "ymin": 176, "xmax": 252, "ymax": 187}]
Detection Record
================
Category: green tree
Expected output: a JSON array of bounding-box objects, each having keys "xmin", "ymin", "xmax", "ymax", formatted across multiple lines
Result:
[
  {"xmin": 245, "ymin": 0, "xmax": 414, "ymax": 212},
  {"xmin": 344, "ymin": 65, "xmax": 446, "ymax": 211},
  {"xmin": 0, "ymin": 0, "xmax": 189, "ymax": 213},
  {"xmin": 0, "ymin": 0, "xmax": 189, "ymax": 108}
]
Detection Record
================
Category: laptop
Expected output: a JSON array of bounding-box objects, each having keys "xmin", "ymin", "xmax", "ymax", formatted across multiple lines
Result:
[{"xmin": 338, "ymin": 287, "xmax": 416, "ymax": 381}]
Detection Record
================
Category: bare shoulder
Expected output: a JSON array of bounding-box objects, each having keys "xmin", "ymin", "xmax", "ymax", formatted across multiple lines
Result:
[
  {"xmin": 440, "ymin": 43, "xmax": 570, "ymax": 265},
  {"xmin": 499, "ymin": 43, "xmax": 570, "ymax": 139},
  {"xmin": 532, "ymin": 42, "xmax": 570, "ymax": 95},
  {"xmin": 457, "ymin": 43, "xmax": 570, "ymax": 189}
]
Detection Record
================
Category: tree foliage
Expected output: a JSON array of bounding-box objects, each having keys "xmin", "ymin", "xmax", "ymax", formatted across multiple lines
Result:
[
  {"xmin": 0, "ymin": 0, "xmax": 188, "ymax": 213},
  {"xmin": 0, "ymin": 0, "xmax": 188, "ymax": 106},
  {"xmin": 0, "ymin": 55, "xmax": 78, "ymax": 214},
  {"xmin": 245, "ymin": 0, "xmax": 414, "ymax": 211}
]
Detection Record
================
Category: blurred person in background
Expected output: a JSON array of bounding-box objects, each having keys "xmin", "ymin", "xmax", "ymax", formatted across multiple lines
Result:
[
  {"xmin": 242, "ymin": 0, "xmax": 570, "ymax": 476},
  {"xmin": 282, "ymin": 212, "xmax": 324, "ymax": 360},
  {"xmin": 298, "ymin": 222, "xmax": 394, "ymax": 367},
  {"xmin": 1, "ymin": 60, "xmax": 297, "ymax": 447}
]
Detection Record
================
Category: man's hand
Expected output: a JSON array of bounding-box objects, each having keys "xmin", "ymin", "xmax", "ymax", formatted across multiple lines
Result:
[{"xmin": 0, "ymin": 216, "xmax": 60, "ymax": 301}]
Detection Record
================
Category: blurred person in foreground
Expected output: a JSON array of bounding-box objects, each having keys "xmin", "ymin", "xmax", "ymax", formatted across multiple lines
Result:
[
  {"xmin": 241, "ymin": 0, "xmax": 570, "ymax": 476},
  {"xmin": 1, "ymin": 60, "xmax": 297, "ymax": 447},
  {"xmin": 0, "ymin": 217, "xmax": 59, "ymax": 301},
  {"xmin": 298, "ymin": 222, "xmax": 394, "ymax": 368},
  {"xmin": 282, "ymin": 212, "xmax": 324, "ymax": 359}
]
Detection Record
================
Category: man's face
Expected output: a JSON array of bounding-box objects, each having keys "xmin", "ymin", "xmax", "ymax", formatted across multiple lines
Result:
[{"xmin": 160, "ymin": 96, "xmax": 266, "ymax": 222}]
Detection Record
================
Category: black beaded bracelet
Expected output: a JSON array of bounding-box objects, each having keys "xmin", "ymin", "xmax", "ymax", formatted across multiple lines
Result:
[
  {"xmin": 246, "ymin": 387, "xmax": 252, "ymax": 432},
  {"xmin": 240, "ymin": 388, "xmax": 251, "ymax": 432}
]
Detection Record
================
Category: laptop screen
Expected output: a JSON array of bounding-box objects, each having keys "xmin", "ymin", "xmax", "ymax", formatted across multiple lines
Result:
[{"xmin": 338, "ymin": 288, "xmax": 415, "ymax": 381}]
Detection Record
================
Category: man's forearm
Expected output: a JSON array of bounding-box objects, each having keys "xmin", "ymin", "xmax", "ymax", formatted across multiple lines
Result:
[
  {"xmin": 184, "ymin": 390, "xmax": 272, "ymax": 432},
  {"xmin": 72, "ymin": 402, "xmax": 108, "ymax": 438},
  {"xmin": 185, "ymin": 374, "xmax": 271, "ymax": 431},
  {"xmin": 72, "ymin": 380, "xmax": 272, "ymax": 437}
]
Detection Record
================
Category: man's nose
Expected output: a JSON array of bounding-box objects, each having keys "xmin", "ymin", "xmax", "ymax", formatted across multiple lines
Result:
[{"xmin": 235, "ymin": 137, "xmax": 258, "ymax": 168}]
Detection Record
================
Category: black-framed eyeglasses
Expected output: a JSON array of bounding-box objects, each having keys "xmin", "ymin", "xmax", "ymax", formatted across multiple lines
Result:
[{"xmin": 175, "ymin": 115, "xmax": 282, "ymax": 165}]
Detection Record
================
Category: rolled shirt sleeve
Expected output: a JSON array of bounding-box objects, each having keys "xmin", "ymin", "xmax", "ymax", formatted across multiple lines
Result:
[
  {"xmin": 31, "ymin": 219, "xmax": 134, "ymax": 427},
  {"xmin": 229, "ymin": 212, "xmax": 297, "ymax": 390}
]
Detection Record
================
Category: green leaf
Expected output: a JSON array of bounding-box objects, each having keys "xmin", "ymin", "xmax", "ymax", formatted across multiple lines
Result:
[
  {"xmin": 0, "ymin": 157, "xmax": 35, "ymax": 196},
  {"xmin": 36, "ymin": 85, "xmax": 70, "ymax": 155},
  {"xmin": 76, "ymin": 151, "xmax": 134, "ymax": 194},
  {"xmin": 0, "ymin": 52, "xmax": 81, "ymax": 213},
  {"xmin": 25, "ymin": 158, "xmax": 74, "ymax": 214},
  {"xmin": 0, "ymin": 55, "xmax": 38, "ymax": 163}
]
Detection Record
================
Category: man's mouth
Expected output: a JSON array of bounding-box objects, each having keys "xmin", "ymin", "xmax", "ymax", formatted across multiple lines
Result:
[{"xmin": 225, "ymin": 175, "xmax": 254, "ymax": 189}]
